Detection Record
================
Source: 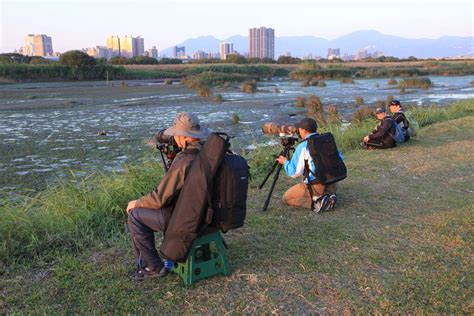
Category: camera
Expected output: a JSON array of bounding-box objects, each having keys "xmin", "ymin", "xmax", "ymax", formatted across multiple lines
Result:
[{"xmin": 153, "ymin": 129, "xmax": 180, "ymax": 171}]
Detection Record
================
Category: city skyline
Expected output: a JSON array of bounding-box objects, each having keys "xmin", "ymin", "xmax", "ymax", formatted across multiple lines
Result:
[{"xmin": 1, "ymin": 0, "xmax": 472, "ymax": 54}]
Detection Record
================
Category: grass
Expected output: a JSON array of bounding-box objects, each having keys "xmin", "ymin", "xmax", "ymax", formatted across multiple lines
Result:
[
  {"xmin": 399, "ymin": 77, "xmax": 432, "ymax": 89},
  {"xmin": 1, "ymin": 100, "xmax": 473, "ymax": 313}
]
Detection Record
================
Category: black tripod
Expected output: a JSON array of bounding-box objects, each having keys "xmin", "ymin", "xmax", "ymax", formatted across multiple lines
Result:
[{"xmin": 259, "ymin": 137, "xmax": 296, "ymax": 212}]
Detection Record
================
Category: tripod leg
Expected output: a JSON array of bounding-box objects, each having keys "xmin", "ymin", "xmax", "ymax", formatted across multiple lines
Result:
[
  {"xmin": 259, "ymin": 160, "xmax": 279, "ymax": 189},
  {"xmin": 262, "ymin": 164, "xmax": 283, "ymax": 212}
]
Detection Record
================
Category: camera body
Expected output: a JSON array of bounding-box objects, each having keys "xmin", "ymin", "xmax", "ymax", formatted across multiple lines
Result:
[{"xmin": 154, "ymin": 129, "xmax": 181, "ymax": 170}]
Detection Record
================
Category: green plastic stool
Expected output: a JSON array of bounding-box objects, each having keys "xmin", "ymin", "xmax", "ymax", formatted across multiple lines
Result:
[{"xmin": 171, "ymin": 231, "xmax": 231, "ymax": 286}]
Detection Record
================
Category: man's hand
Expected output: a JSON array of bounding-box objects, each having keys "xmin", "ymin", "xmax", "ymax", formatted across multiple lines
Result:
[
  {"xmin": 363, "ymin": 136, "xmax": 369, "ymax": 143},
  {"xmin": 276, "ymin": 156, "xmax": 287, "ymax": 165},
  {"xmin": 126, "ymin": 200, "xmax": 138, "ymax": 214}
]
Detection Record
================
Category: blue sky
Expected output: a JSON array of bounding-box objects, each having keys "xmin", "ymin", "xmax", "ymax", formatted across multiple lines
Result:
[{"xmin": 1, "ymin": 0, "xmax": 472, "ymax": 53}]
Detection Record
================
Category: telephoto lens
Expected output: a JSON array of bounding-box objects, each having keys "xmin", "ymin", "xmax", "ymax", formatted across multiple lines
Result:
[
  {"xmin": 261, "ymin": 122, "xmax": 298, "ymax": 135},
  {"xmin": 154, "ymin": 129, "xmax": 172, "ymax": 144}
]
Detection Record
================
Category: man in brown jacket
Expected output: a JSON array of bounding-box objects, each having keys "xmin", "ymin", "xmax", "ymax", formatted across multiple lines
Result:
[{"xmin": 126, "ymin": 112, "xmax": 211, "ymax": 280}]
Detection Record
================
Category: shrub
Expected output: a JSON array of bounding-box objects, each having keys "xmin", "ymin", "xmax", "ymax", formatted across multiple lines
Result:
[
  {"xmin": 306, "ymin": 95, "xmax": 326, "ymax": 125},
  {"xmin": 197, "ymin": 85, "xmax": 211, "ymax": 97},
  {"xmin": 327, "ymin": 105, "xmax": 342, "ymax": 125},
  {"xmin": 301, "ymin": 78, "xmax": 311, "ymax": 87},
  {"xmin": 214, "ymin": 94, "xmax": 223, "ymax": 103},
  {"xmin": 164, "ymin": 79, "xmax": 173, "ymax": 85},
  {"xmin": 352, "ymin": 106, "xmax": 374, "ymax": 123},
  {"xmin": 355, "ymin": 96, "xmax": 364, "ymax": 105},
  {"xmin": 399, "ymin": 77, "xmax": 432, "ymax": 89},
  {"xmin": 295, "ymin": 96, "xmax": 306, "ymax": 107},
  {"xmin": 242, "ymin": 80, "xmax": 257, "ymax": 93},
  {"xmin": 59, "ymin": 50, "xmax": 96, "ymax": 67},
  {"xmin": 375, "ymin": 100, "xmax": 385, "ymax": 108},
  {"xmin": 340, "ymin": 77, "xmax": 354, "ymax": 84},
  {"xmin": 388, "ymin": 78, "xmax": 398, "ymax": 85},
  {"xmin": 231, "ymin": 113, "xmax": 240, "ymax": 124}
]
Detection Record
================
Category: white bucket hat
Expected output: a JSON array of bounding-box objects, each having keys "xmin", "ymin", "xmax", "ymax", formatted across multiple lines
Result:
[{"xmin": 164, "ymin": 112, "xmax": 212, "ymax": 139}]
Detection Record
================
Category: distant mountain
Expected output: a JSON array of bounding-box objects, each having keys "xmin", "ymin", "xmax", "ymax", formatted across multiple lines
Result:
[{"xmin": 160, "ymin": 30, "xmax": 473, "ymax": 58}]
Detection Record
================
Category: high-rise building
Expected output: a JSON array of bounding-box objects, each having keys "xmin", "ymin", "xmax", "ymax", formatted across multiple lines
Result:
[
  {"xmin": 121, "ymin": 35, "xmax": 134, "ymax": 58},
  {"xmin": 327, "ymin": 48, "xmax": 341, "ymax": 60},
  {"xmin": 219, "ymin": 42, "xmax": 233, "ymax": 60},
  {"xmin": 85, "ymin": 46, "xmax": 109, "ymax": 59},
  {"xmin": 23, "ymin": 34, "xmax": 53, "ymax": 56},
  {"xmin": 192, "ymin": 50, "xmax": 208, "ymax": 60},
  {"xmin": 106, "ymin": 35, "xmax": 121, "ymax": 58},
  {"xmin": 173, "ymin": 46, "xmax": 185, "ymax": 58},
  {"xmin": 147, "ymin": 46, "xmax": 158, "ymax": 59},
  {"xmin": 355, "ymin": 48, "xmax": 369, "ymax": 60},
  {"xmin": 135, "ymin": 36, "xmax": 145, "ymax": 57},
  {"xmin": 249, "ymin": 27, "xmax": 275, "ymax": 59}
]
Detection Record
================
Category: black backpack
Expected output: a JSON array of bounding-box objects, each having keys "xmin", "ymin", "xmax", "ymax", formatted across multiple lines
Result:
[
  {"xmin": 304, "ymin": 132, "xmax": 347, "ymax": 185},
  {"xmin": 211, "ymin": 153, "xmax": 249, "ymax": 233}
]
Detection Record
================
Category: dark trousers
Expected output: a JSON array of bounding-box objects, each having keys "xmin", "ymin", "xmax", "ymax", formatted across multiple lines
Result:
[
  {"xmin": 365, "ymin": 137, "xmax": 395, "ymax": 149},
  {"xmin": 128, "ymin": 207, "xmax": 168, "ymax": 270}
]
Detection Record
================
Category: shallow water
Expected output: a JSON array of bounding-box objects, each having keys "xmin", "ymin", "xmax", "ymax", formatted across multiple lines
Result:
[{"xmin": 0, "ymin": 76, "xmax": 473, "ymax": 196}]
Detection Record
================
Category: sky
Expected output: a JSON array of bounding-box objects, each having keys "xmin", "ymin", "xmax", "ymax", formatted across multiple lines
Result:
[{"xmin": 1, "ymin": 0, "xmax": 473, "ymax": 53}]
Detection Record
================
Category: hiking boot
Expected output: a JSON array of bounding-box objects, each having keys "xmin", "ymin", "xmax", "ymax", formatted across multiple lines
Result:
[
  {"xmin": 128, "ymin": 264, "xmax": 167, "ymax": 281},
  {"xmin": 325, "ymin": 194, "xmax": 337, "ymax": 211},
  {"xmin": 313, "ymin": 195, "xmax": 329, "ymax": 213}
]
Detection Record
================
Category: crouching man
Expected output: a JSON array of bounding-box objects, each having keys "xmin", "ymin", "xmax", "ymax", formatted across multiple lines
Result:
[
  {"xmin": 125, "ymin": 112, "xmax": 211, "ymax": 280},
  {"xmin": 362, "ymin": 107, "xmax": 396, "ymax": 150},
  {"xmin": 276, "ymin": 118, "xmax": 344, "ymax": 212}
]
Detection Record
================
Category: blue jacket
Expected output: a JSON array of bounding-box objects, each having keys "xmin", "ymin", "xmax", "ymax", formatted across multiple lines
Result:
[{"xmin": 283, "ymin": 133, "xmax": 344, "ymax": 183}]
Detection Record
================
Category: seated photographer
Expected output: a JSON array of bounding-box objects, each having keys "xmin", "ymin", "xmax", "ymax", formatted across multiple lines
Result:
[
  {"xmin": 389, "ymin": 100, "xmax": 411, "ymax": 142},
  {"xmin": 125, "ymin": 112, "xmax": 211, "ymax": 280},
  {"xmin": 276, "ymin": 118, "xmax": 339, "ymax": 212},
  {"xmin": 362, "ymin": 107, "xmax": 396, "ymax": 149}
]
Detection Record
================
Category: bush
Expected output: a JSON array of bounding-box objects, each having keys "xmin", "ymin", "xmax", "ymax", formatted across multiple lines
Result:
[
  {"xmin": 327, "ymin": 105, "xmax": 342, "ymax": 125},
  {"xmin": 388, "ymin": 78, "xmax": 398, "ymax": 85},
  {"xmin": 242, "ymin": 80, "xmax": 257, "ymax": 93},
  {"xmin": 295, "ymin": 96, "xmax": 306, "ymax": 107},
  {"xmin": 164, "ymin": 78, "xmax": 173, "ymax": 85},
  {"xmin": 214, "ymin": 94, "xmax": 223, "ymax": 103},
  {"xmin": 231, "ymin": 113, "xmax": 240, "ymax": 124},
  {"xmin": 301, "ymin": 78, "xmax": 311, "ymax": 87},
  {"xmin": 352, "ymin": 106, "xmax": 374, "ymax": 123},
  {"xmin": 355, "ymin": 96, "xmax": 364, "ymax": 105},
  {"xmin": 197, "ymin": 85, "xmax": 211, "ymax": 97},
  {"xmin": 399, "ymin": 77, "xmax": 432, "ymax": 89},
  {"xmin": 306, "ymin": 95, "xmax": 326, "ymax": 125},
  {"xmin": 59, "ymin": 50, "xmax": 96, "ymax": 67},
  {"xmin": 340, "ymin": 77, "xmax": 355, "ymax": 84},
  {"xmin": 317, "ymin": 80, "xmax": 327, "ymax": 87}
]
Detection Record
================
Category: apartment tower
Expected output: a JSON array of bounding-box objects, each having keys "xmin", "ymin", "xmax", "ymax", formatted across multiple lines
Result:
[
  {"xmin": 23, "ymin": 34, "xmax": 53, "ymax": 56},
  {"xmin": 248, "ymin": 27, "xmax": 275, "ymax": 59}
]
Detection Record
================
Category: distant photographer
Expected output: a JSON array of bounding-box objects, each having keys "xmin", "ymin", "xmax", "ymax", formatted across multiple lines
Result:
[
  {"xmin": 125, "ymin": 112, "xmax": 211, "ymax": 280},
  {"xmin": 362, "ymin": 107, "xmax": 397, "ymax": 149},
  {"xmin": 389, "ymin": 100, "xmax": 412, "ymax": 142},
  {"xmin": 276, "ymin": 118, "xmax": 345, "ymax": 212}
]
